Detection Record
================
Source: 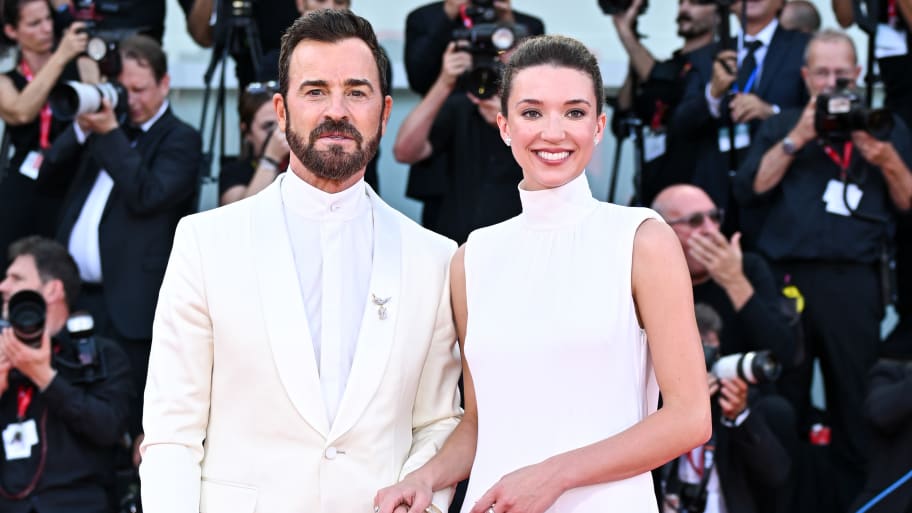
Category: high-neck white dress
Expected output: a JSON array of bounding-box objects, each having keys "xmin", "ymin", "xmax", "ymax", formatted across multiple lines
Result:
[{"xmin": 461, "ymin": 172, "xmax": 662, "ymax": 513}]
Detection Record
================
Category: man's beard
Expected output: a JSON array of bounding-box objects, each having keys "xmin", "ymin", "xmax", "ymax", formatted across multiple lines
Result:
[{"xmin": 287, "ymin": 114, "xmax": 382, "ymax": 182}]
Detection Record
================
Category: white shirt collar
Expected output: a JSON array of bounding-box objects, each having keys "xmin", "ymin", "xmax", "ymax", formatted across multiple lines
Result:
[
  {"xmin": 139, "ymin": 100, "xmax": 169, "ymax": 132},
  {"xmin": 743, "ymin": 18, "xmax": 778, "ymax": 47},
  {"xmin": 280, "ymin": 170, "xmax": 370, "ymax": 221}
]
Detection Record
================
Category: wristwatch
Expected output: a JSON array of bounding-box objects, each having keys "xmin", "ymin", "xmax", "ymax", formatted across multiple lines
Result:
[{"xmin": 781, "ymin": 136, "xmax": 800, "ymax": 156}]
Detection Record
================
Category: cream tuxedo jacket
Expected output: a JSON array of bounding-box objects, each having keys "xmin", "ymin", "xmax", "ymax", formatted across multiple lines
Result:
[{"xmin": 140, "ymin": 178, "xmax": 462, "ymax": 513}]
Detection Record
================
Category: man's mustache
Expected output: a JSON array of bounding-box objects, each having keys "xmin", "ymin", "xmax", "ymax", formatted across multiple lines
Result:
[{"xmin": 308, "ymin": 119, "xmax": 363, "ymax": 145}]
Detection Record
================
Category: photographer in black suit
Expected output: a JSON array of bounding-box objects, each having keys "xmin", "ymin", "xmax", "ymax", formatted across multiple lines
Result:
[
  {"xmin": 38, "ymin": 34, "xmax": 201, "ymax": 443},
  {"xmin": 0, "ymin": 236, "xmax": 131, "ymax": 513}
]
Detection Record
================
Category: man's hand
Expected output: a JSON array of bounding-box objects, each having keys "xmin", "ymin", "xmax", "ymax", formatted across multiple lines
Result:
[
  {"xmin": 853, "ymin": 130, "xmax": 898, "ymax": 168},
  {"xmin": 444, "ymin": 0, "xmax": 471, "ymax": 19},
  {"xmin": 467, "ymin": 92, "xmax": 501, "ymax": 127},
  {"xmin": 788, "ymin": 97, "xmax": 817, "ymax": 148},
  {"xmin": 0, "ymin": 327, "xmax": 56, "ymax": 390},
  {"xmin": 710, "ymin": 50, "xmax": 737, "ymax": 98},
  {"xmin": 440, "ymin": 42, "xmax": 473, "ymax": 89},
  {"xmin": 76, "ymin": 98, "xmax": 119, "ymax": 135},
  {"xmin": 612, "ymin": 0, "xmax": 644, "ymax": 31},
  {"xmin": 688, "ymin": 231, "xmax": 745, "ymax": 288},
  {"xmin": 0, "ymin": 347, "xmax": 12, "ymax": 397},
  {"xmin": 729, "ymin": 93, "xmax": 775, "ymax": 123},
  {"xmin": 374, "ymin": 474, "xmax": 435, "ymax": 513},
  {"xmin": 718, "ymin": 376, "xmax": 749, "ymax": 420},
  {"xmin": 494, "ymin": 0, "xmax": 515, "ymax": 23},
  {"xmin": 468, "ymin": 460, "xmax": 565, "ymax": 513},
  {"xmin": 56, "ymin": 22, "xmax": 89, "ymax": 62}
]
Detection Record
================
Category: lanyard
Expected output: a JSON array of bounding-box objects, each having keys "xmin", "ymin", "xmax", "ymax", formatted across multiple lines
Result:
[
  {"xmin": 16, "ymin": 386, "xmax": 33, "ymax": 421},
  {"xmin": 685, "ymin": 446, "xmax": 705, "ymax": 478},
  {"xmin": 19, "ymin": 59, "xmax": 53, "ymax": 150},
  {"xmin": 731, "ymin": 67, "xmax": 759, "ymax": 95},
  {"xmin": 459, "ymin": 5, "xmax": 475, "ymax": 28},
  {"xmin": 650, "ymin": 100, "xmax": 668, "ymax": 131},
  {"xmin": 888, "ymin": 0, "xmax": 899, "ymax": 27},
  {"xmin": 823, "ymin": 141, "xmax": 854, "ymax": 179}
]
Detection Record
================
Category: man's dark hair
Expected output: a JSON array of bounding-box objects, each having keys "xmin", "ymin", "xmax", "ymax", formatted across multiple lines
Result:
[
  {"xmin": 119, "ymin": 33, "xmax": 168, "ymax": 83},
  {"xmin": 277, "ymin": 9, "xmax": 389, "ymax": 99},
  {"xmin": 8, "ymin": 236, "xmax": 81, "ymax": 309},
  {"xmin": 500, "ymin": 34, "xmax": 604, "ymax": 116}
]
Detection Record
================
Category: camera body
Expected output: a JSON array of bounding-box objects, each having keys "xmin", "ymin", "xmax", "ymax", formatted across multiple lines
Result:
[
  {"xmin": 677, "ymin": 482, "xmax": 709, "ymax": 513},
  {"xmin": 597, "ymin": 0, "xmax": 649, "ymax": 15},
  {"xmin": 815, "ymin": 78, "xmax": 893, "ymax": 142},
  {"xmin": 451, "ymin": 22, "xmax": 527, "ymax": 99}
]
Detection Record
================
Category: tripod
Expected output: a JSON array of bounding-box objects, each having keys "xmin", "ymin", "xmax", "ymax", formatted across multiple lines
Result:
[{"xmin": 196, "ymin": 0, "xmax": 264, "ymax": 211}]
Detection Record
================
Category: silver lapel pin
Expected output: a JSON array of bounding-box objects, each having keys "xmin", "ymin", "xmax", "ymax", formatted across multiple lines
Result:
[{"xmin": 371, "ymin": 294, "xmax": 391, "ymax": 320}]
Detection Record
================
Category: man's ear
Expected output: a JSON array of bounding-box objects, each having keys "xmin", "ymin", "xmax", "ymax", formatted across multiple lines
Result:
[
  {"xmin": 42, "ymin": 279, "xmax": 66, "ymax": 307},
  {"xmin": 274, "ymin": 93, "xmax": 287, "ymax": 132}
]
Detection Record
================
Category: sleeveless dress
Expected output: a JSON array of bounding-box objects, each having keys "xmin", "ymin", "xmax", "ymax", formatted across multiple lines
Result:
[{"xmin": 461, "ymin": 172, "xmax": 662, "ymax": 513}]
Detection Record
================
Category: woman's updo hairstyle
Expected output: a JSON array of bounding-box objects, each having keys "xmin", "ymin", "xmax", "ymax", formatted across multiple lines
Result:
[{"xmin": 499, "ymin": 34, "xmax": 604, "ymax": 117}]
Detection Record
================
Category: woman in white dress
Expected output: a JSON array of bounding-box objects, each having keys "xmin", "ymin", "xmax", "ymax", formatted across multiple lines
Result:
[{"xmin": 375, "ymin": 35, "xmax": 710, "ymax": 513}]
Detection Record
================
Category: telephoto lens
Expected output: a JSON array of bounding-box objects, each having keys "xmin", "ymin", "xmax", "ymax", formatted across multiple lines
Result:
[
  {"xmin": 7, "ymin": 290, "xmax": 46, "ymax": 349},
  {"xmin": 49, "ymin": 81, "xmax": 127, "ymax": 121},
  {"xmin": 711, "ymin": 350, "xmax": 782, "ymax": 384}
]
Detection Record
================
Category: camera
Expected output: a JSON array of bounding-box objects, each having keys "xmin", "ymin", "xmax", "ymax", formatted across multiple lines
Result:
[
  {"xmin": 677, "ymin": 482, "xmax": 708, "ymax": 513},
  {"xmin": 452, "ymin": 22, "xmax": 527, "ymax": 99},
  {"xmin": 711, "ymin": 350, "xmax": 782, "ymax": 385},
  {"xmin": 49, "ymin": 80, "xmax": 128, "ymax": 122},
  {"xmin": 1, "ymin": 290, "xmax": 46, "ymax": 349},
  {"xmin": 815, "ymin": 78, "xmax": 893, "ymax": 142},
  {"xmin": 598, "ymin": 0, "xmax": 649, "ymax": 15}
]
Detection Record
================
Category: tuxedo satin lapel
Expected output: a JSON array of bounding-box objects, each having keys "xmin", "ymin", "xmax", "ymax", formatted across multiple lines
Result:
[
  {"xmin": 756, "ymin": 28, "xmax": 787, "ymax": 99},
  {"xmin": 329, "ymin": 187, "xmax": 401, "ymax": 440},
  {"xmin": 252, "ymin": 178, "xmax": 329, "ymax": 436}
]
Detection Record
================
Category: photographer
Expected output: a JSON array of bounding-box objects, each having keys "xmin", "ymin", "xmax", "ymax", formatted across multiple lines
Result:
[
  {"xmin": 611, "ymin": 0, "xmax": 717, "ymax": 206},
  {"xmin": 0, "ymin": 0, "xmax": 91, "ymax": 274},
  {"xmin": 53, "ymin": 0, "xmax": 170, "ymax": 45},
  {"xmin": 733, "ymin": 29, "xmax": 912, "ymax": 511},
  {"xmin": 660, "ymin": 304, "xmax": 793, "ymax": 513},
  {"xmin": 218, "ymin": 82, "xmax": 289, "ymax": 206},
  {"xmin": 673, "ymin": 0, "xmax": 809, "ymax": 242},
  {"xmin": 393, "ymin": 40, "xmax": 522, "ymax": 244},
  {"xmin": 652, "ymin": 184, "xmax": 797, "ymax": 366},
  {"xmin": 0, "ymin": 236, "xmax": 132, "ymax": 513},
  {"xmin": 37, "ymin": 34, "xmax": 201, "ymax": 444}
]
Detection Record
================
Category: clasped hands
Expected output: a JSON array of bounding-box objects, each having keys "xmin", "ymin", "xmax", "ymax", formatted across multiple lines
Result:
[{"xmin": 374, "ymin": 461, "xmax": 563, "ymax": 513}]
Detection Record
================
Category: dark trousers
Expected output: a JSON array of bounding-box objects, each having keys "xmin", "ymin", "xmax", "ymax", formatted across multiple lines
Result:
[
  {"xmin": 772, "ymin": 261, "xmax": 882, "ymax": 511},
  {"xmin": 77, "ymin": 284, "xmax": 149, "ymax": 439}
]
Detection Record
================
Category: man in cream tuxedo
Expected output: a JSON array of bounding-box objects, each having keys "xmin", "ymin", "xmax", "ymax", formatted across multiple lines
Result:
[{"xmin": 139, "ymin": 10, "xmax": 462, "ymax": 513}]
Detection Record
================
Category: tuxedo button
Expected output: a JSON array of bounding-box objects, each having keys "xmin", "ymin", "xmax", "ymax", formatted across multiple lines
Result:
[{"xmin": 324, "ymin": 446, "xmax": 338, "ymax": 459}]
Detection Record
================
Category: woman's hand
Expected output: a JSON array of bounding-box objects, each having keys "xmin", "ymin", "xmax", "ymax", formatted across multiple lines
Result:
[
  {"xmin": 469, "ymin": 461, "xmax": 565, "ymax": 513},
  {"xmin": 56, "ymin": 22, "xmax": 90, "ymax": 62},
  {"xmin": 262, "ymin": 128, "xmax": 290, "ymax": 164}
]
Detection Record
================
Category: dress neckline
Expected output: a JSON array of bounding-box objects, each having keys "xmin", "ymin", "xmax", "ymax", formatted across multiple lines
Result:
[{"xmin": 518, "ymin": 172, "xmax": 598, "ymax": 229}]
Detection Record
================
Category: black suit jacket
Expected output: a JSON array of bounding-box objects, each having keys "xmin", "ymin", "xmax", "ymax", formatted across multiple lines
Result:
[
  {"xmin": 404, "ymin": 2, "xmax": 545, "ymax": 96},
  {"xmin": 672, "ymin": 26, "xmax": 810, "ymax": 217},
  {"xmin": 39, "ymin": 108, "xmax": 202, "ymax": 341}
]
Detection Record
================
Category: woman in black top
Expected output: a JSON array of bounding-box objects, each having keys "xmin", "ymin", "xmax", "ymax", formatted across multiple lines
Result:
[
  {"xmin": 219, "ymin": 83, "xmax": 290, "ymax": 206},
  {"xmin": 0, "ymin": 0, "xmax": 89, "ymax": 270}
]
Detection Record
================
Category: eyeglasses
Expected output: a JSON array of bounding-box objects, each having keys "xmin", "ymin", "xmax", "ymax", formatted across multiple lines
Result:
[
  {"xmin": 808, "ymin": 68, "xmax": 856, "ymax": 81},
  {"xmin": 667, "ymin": 208, "xmax": 724, "ymax": 228},
  {"xmin": 245, "ymin": 80, "xmax": 278, "ymax": 95}
]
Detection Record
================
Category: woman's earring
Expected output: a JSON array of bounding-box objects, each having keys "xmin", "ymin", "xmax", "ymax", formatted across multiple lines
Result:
[
  {"xmin": 504, "ymin": 137, "xmax": 512, "ymax": 147},
  {"xmin": 594, "ymin": 136, "xmax": 599, "ymax": 145}
]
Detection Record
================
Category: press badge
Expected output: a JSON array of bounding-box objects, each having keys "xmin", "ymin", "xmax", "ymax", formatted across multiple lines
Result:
[
  {"xmin": 3, "ymin": 419, "xmax": 38, "ymax": 460},
  {"xmin": 823, "ymin": 179, "xmax": 863, "ymax": 216},
  {"xmin": 643, "ymin": 128, "xmax": 667, "ymax": 162},
  {"xmin": 718, "ymin": 124, "xmax": 750, "ymax": 152},
  {"xmin": 875, "ymin": 24, "xmax": 908, "ymax": 59},
  {"xmin": 18, "ymin": 151, "xmax": 42, "ymax": 181}
]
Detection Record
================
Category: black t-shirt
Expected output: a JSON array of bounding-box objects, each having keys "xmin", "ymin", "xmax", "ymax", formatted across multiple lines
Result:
[
  {"xmin": 218, "ymin": 157, "xmax": 257, "ymax": 197},
  {"xmin": 427, "ymin": 94, "xmax": 523, "ymax": 244},
  {"xmin": 71, "ymin": 0, "xmax": 168, "ymax": 43}
]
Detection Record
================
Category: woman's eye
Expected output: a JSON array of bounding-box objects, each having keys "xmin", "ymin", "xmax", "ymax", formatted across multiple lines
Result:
[
  {"xmin": 567, "ymin": 109, "xmax": 586, "ymax": 119},
  {"xmin": 521, "ymin": 110, "xmax": 541, "ymax": 119}
]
